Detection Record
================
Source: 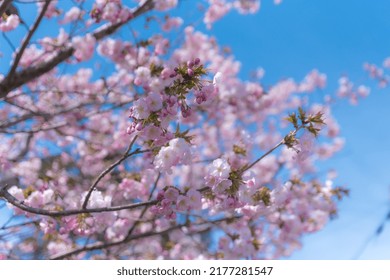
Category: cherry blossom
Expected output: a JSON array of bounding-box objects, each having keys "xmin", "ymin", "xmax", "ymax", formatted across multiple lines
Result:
[
  {"xmin": 0, "ymin": 0, "xmax": 354, "ymax": 260},
  {"xmin": 0, "ymin": 14, "xmax": 19, "ymax": 32}
]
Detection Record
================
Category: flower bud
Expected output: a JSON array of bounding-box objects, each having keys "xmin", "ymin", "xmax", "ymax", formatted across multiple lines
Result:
[
  {"xmin": 187, "ymin": 60, "xmax": 195, "ymax": 68},
  {"xmin": 135, "ymin": 122, "xmax": 143, "ymax": 131}
]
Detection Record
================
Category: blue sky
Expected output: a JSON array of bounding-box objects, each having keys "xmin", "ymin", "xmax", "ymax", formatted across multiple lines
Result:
[
  {"xmin": 199, "ymin": 0, "xmax": 390, "ymax": 259},
  {"xmin": 1, "ymin": 0, "xmax": 390, "ymax": 259}
]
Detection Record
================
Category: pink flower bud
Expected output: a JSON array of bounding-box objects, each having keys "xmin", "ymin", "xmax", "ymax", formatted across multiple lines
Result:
[
  {"xmin": 187, "ymin": 60, "xmax": 195, "ymax": 68},
  {"xmin": 135, "ymin": 122, "xmax": 143, "ymax": 131},
  {"xmin": 181, "ymin": 105, "xmax": 192, "ymax": 118},
  {"xmin": 157, "ymin": 190, "xmax": 165, "ymax": 200},
  {"xmin": 126, "ymin": 123, "xmax": 136, "ymax": 134}
]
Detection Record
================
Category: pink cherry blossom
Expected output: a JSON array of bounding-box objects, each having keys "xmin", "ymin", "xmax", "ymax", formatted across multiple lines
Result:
[
  {"xmin": 162, "ymin": 16, "xmax": 183, "ymax": 32},
  {"xmin": 38, "ymin": 0, "xmax": 60, "ymax": 18},
  {"xmin": 0, "ymin": 0, "xmax": 359, "ymax": 261},
  {"xmin": 72, "ymin": 34, "xmax": 96, "ymax": 62},
  {"xmin": 62, "ymin": 7, "xmax": 83, "ymax": 24},
  {"xmin": 0, "ymin": 14, "xmax": 20, "ymax": 32},
  {"xmin": 204, "ymin": 0, "xmax": 231, "ymax": 29},
  {"xmin": 210, "ymin": 158, "xmax": 231, "ymax": 179},
  {"xmin": 154, "ymin": 0, "xmax": 178, "ymax": 11},
  {"xmin": 134, "ymin": 66, "xmax": 151, "ymax": 86},
  {"xmin": 154, "ymin": 138, "xmax": 192, "ymax": 173},
  {"xmin": 146, "ymin": 92, "xmax": 163, "ymax": 112},
  {"xmin": 132, "ymin": 97, "xmax": 150, "ymax": 119}
]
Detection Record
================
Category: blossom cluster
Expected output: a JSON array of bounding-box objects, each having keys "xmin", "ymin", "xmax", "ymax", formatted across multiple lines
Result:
[
  {"xmin": 0, "ymin": 14, "xmax": 20, "ymax": 32},
  {"xmin": 0, "ymin": 0, "xmax": 350, "ymax": 260}
]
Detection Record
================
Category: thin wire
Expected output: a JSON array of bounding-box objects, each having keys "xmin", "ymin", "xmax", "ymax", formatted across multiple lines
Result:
[{"xmin": 352, "ymin": 209, "xmax": 390, "ymax": 259}]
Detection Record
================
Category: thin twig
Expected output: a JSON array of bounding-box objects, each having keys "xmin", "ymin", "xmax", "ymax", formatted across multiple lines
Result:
[
  {"xmin": 240, "ymin": 127, "xmax": 302, "ymax": 173},
  {"xmin": 11, "ymin": 132, "xmax": 33, "ymax": 161},
  {"xmin": 50, "ymin": 223, "xmax": 182, "ymax": 260},
  {"xmin": 50, "ymin": 216, "xmax": 235, "ymax": 260},
  {"xmin": 352, "ymin": 210, "xmax": 390, "ymax": 259},
  {"xmin": 241, "ymin": 140, "xmax": 285, "ymax": 173},
  {"xmin": 0, "ymin": 219, "xmax": 40, "ymax": 230},
  {"xmin": 8, "ymin": 0, "xmax": 51, "ymax": 77},
  {"xmin": 126, "ymin": 172, "xmax": 161, "ymax": 237},
  {"xmin": 81, "ymin": 136, "xmax": 138, "ymax": 209},
  {"xmin": 0, "ymin": 102, "xmax": 128, "ymax": 134}
]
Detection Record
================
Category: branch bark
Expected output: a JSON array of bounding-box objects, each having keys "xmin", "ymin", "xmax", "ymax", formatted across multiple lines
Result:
[
  {"xmin": 50, "ymin": 224, "xmax": 183, "ymax": 260},
  {"xmin": 8, "ymin": 0, "xmax": 51, "ymax": 77},
  {"xmin": 50, "ymin": 216, "xmax": 239, "ymax": 260},
  {"xmin": 0, "ymin": 184, "xmax": 158, "ymax": 217},
  {"xmin": 0, "ymin": 0, "xmax": 12, "ymax": 17},
  {"xmin": 0, "ymin": 0, "xmax": 155, "ymax": 99}
]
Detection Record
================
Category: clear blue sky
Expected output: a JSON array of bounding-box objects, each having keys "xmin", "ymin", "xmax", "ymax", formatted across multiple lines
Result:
[
  {"xmin": 196, "ymin": 0, "xmax": 390, "ymax": 259},
  {"xmin": 1, "ymin": 0, "xmax": 390, "ymax": 259}
]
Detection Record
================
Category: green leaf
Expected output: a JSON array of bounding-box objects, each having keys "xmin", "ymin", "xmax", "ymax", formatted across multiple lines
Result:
[{"xmin": 298, "ymin": 107, "xmax": 306, "ymax": 123}]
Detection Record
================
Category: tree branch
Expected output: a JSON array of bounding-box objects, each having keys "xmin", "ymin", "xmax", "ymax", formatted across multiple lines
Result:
[
  {"xmin": 241, "ymin": 140, "xmax": 285, "ymax": 173},
  {"xmin": 10, "ymin": 132, "xmax": 33, "ymax": 161},
  {"xmin": 0, "ymin": 0, "xmax": 12, "ymax": 17},
  {"xmin": 81, "ymin": 136, "xmax": 138, "ymax": 209},
  {"xmin": 125, "ymin": 172, "xmax": 161, "ymax": 237},
  {"xmin": 0, "ymin": 100, "xmax": 130, "ymax": 133},
  {"xmin": 0, "ymin": 0, "xmax": 155, "ymax": 99},
  {"xmin": 50, "ymin": 223, "xmax": 183, "ymax": 260},
  {"xmin": 0, "ymin": 184, "xmax": 158, "ymax": 217},
  {"xmin": 240, "ymin": 126, "xmax": 303, "ymax": 173},
  {"xmin": 50, "ymin": 215, "xmax": 238, "ymax": 260},
  {"xmin": 8, "ymin": 0, "xmax": 51, "ymax": 77}
]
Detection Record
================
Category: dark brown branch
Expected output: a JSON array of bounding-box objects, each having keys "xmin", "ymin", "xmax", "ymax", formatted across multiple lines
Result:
[
  {"xmin": 0, "ymin": 219, "xmax": 40, "ymax": 230},
  {"xmin": 0, "ymin": 0, "xmax": 12, "ymax": 16},
  {"xmin": 4, "ymin": 99, "xmax": 45, "ymax": 116},
  {"xmin": 0, "ymin": 48, "xmax": 74, "ymax": 98},
  {"xmin": 93, "ymin": 0, "xmax": 154, "ymax": 41},
  {"xmin": 0, "ymin": 184, "xmax": 158, "ymax": 217},
  {"xmin": 8, "ymin": 0, "xmax": 51, "ymax": 77},
  {"xmin": 0, "ymin": 113, "xmax": 34, "ymax": 129},
  {"xmin": 0, "ymin": 181, "xmax": 212, "ymax": 219},
  {"xmin": 0, "ymin": 0, "xmax": 154, "ymax": 99}
]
